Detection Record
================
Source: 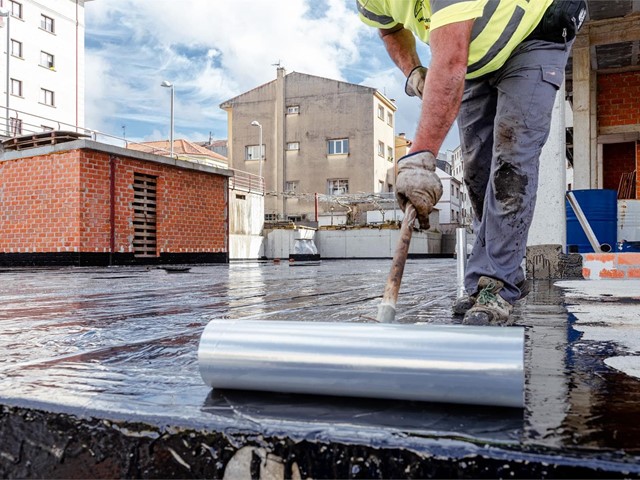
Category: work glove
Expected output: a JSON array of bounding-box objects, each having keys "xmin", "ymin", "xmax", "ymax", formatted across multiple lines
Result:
[
  {"xmin": 404, "ymin": 66, "xmax": 427, "ymax": 98},
  {"xmin": 396, "ymin": 150, "xmax": 443, "ymax": 229}
]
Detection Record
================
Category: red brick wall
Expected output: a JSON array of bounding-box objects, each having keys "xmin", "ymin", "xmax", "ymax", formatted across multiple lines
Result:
[
  {"xmin": 602, "ymin": 142, "xmax": 635, "ymax": 194},
  {"xmin": 1, "ymin": 148, "xmax": 228, "ymax": 256},
  {"xmin": 0, "ymin": 152, "xmax": 81, "ymax": 253},
  {"xmin": 597, "ymin": 71, "xmax": 640, "ymax": 198}
]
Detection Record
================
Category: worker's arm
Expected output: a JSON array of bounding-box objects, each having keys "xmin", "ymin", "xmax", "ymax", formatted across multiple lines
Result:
[
  {"xmin": 379, "ymin": 24, "xmax": 422, "ymax": 77},
  {"xmin": 380, "ymin": 25, "xmax": 426, "ymax": 97},
  {"xmin": 411, "ymin": 20, "xmax": 473, "ymax": 154},
  {"xmin": 391, "ymin": 20, "xmax": 473, "ymax": 228}
]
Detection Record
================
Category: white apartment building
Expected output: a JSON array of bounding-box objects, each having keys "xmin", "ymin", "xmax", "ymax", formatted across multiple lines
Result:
[
  {"xmin": 0, "ymin": 0, "xmax": 92, "ymax": 137},
  {"xmin": 435, "ymin": 153, "xmax": 464, "ymax": 231},
  {"xmin": 447, "ymin": 145, "xmax": 472, "ymax": 226}
]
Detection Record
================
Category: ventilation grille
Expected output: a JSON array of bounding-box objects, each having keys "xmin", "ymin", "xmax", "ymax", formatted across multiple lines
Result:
[{"xmin": 132, "ymin": 173, "xmax": 157, "ymax": 258}]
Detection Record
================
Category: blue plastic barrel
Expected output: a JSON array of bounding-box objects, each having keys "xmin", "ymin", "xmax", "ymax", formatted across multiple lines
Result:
[{"xmin": 566, "ymin": 189, "xmax": 618, "ymax": 253}]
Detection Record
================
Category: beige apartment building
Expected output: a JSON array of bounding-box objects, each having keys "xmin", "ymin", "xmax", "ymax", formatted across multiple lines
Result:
[{"xmin": 220, "ymin": 69, "xmax": 397, "ymax": 222}]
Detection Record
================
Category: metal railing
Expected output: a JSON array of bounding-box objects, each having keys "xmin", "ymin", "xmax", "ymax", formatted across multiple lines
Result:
[
  {"xmin": 229, "ymin": 169, "xmax": 265, "ymax": 195},
  {"xmin": 0, "ymin": 105, "xmax": 176, "ymax": 157}
]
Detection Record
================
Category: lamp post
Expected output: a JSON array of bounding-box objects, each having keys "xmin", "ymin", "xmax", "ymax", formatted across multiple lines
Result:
[
  {"xmin": 160, "ymin": 80, "xmax": 174, "ymax": 158},
  {"xmin": 0, "ymin": 8, "xmax": 10, "ymax": 137},
  {"xmin": 250, "ymin": 120, "xmax": 264, "ymax": 182}
]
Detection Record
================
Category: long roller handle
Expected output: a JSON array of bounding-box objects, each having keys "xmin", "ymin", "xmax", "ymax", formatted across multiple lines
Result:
[{"xmin": 377, "ymin": 204, "xmax": 417, "ymax": 323}]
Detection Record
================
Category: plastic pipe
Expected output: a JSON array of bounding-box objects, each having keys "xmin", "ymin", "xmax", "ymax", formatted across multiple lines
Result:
[{"xmin": 199, "ymin": 320, "xmax": 525, "ymax": 408}]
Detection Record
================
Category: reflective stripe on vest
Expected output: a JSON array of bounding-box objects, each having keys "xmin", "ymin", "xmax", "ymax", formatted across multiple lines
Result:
[
  {"xmin": 467, "ymin": 3, "xmax": 526, "ymax": 75},
  {"xmin": 356, "ymin": 0, "xmax": 395, "ymax": 27}
]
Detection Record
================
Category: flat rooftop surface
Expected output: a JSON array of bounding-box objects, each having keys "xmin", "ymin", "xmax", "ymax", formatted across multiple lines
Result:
[{"xmin": 1, "ymin": 260, "xmax": 640, "ymax": 477}]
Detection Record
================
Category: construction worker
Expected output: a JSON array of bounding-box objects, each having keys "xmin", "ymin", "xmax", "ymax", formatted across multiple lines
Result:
[{"xmin": 357, "ymin": 0, "xmax": 587, "ymax": 324}]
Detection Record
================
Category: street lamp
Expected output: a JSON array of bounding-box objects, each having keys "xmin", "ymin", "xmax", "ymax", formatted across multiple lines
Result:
[
  {"xmin": 161, "ymin": 80, "xmax": 174, "ymax": 158},
  {"xmin": 250, "ymin": 120, "xmax": 264, "ymax": 181},
  {"xmin": 0, "ymin": 8, "xmax": 10, "ymax": 137}
]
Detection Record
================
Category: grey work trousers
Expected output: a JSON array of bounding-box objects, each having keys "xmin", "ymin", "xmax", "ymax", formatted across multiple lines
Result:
[{"xmin": 457, "ymin": 39, "xmax": 572, "ymax": 304}]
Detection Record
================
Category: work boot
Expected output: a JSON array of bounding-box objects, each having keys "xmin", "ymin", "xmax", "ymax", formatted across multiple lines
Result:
[
  {"xmin": 463, "ymin": 276, "xmax": 514, "ymax": 326},
  {"xmin": 454, "ymin": 277, "xmax": 530, "ymax": 316},
  {"xmin": 453, "ymin": 276, "xmax": 504, "ymax": 315}
]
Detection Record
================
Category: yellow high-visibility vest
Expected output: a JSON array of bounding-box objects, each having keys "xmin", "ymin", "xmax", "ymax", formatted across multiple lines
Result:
[{"xmin": 357, "ymin": 0, "xmax": 553, "ymax": 79}]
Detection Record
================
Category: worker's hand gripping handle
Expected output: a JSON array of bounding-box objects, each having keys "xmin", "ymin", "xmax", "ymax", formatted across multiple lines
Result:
[{"xmin": 377, "ymin": 204, "xmax": 417, "ymax": 323}]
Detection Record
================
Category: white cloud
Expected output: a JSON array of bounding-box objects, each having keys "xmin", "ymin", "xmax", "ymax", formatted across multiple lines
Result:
[
  {"xmin": 85, "ymin": 0, "xmax": 369, "ymax": 141},
  {"xmin": 84, "ymin": 0, "xmax": 460, "ymax": 151}
]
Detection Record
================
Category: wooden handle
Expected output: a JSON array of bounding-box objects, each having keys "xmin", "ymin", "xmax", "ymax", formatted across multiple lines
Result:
[{"xmin": 377, "ymin": 204, "xmax": 416, "ymax": 322}]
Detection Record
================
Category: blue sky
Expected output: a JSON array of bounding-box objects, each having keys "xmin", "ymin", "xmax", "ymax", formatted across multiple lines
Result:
[{"xmin": 84, "ymin": 0, "xmax": 460, "ymax": 152}]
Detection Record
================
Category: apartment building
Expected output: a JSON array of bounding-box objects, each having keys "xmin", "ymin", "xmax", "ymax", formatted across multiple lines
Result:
[
  {"xmin": 220, "ymin": 69, "xmax": 397, "ymax": 221},
  {"xmin": 435, "ymin": 153, "xmax": 464, "ymax": 231},
  {"xmin": 447, "ymin": 145, "xmax": 472, "ymax": 226},
  {"xmin": 0, "ymin": 0, "xmax": 92, "ymax": 137}
]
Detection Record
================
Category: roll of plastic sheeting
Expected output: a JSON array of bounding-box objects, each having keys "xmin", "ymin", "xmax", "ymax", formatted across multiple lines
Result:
[{"xmin": 198, "ymin": 320, "xmax": 525, "ymax": 408}]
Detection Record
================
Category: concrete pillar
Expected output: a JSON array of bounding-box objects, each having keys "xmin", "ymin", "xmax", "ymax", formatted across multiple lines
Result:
[
  {"xmin": 528, "ymin": 82, "xmax": 567, "ymax": 249},
  {"xmin": 572, "ymin": 31, "xmax": 598, "ymax": 189}
]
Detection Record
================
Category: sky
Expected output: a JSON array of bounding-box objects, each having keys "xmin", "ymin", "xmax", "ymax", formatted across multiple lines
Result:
[{"xmin": 84, "ymin": 0, "xmax": 460, "ymax": 153}]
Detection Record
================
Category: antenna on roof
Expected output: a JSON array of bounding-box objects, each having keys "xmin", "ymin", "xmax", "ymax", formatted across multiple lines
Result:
[{"xmin": 272, "ymin": 60, "xmax": 283, "ymax": 68}]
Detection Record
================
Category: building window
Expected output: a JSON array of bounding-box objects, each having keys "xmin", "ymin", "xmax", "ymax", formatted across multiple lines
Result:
[
  {"xmin": 41, "ymin": 14, "xmax": 55, "ymax": 33},
  {"xmin": 40, "ymin": 88, "xmax": 55, "ymax": 106},
  {"xmin": 10, "ymin": 117, "xmax": 22, "ymax": 136},
  {"xmin": 11, "ymin": 39, "xmax": 22, "ymax": 58},
  {"xmin": 378, "ymin": 105, "xmax": 385, "ymax": 120},
  {"xmin": 378, "ymin": 140, "xmax": 385, "ymax": 157},
  {"xmin": 387, "ymin": 112, "xmax": 393, "ymax": 126},
  {"xmin": 327, "ymin": 179, "xmax": 349, "ymax": 195},
  {"xmin": 245, "ymin": 144, "xmax": 264, "ymax": 160},
  {"xmin": 286, "ymin": 142, "xmax": 300, "ymax": 151},
  {"xmin": 285, "ymin": 181, "xmax": 298, "ymax": 193},
  {"xmin": 378, "ymin": 180, "xmax": 384, "ymax": 193},
  {"xmin": 328, "ymin": 138, "xmax": 349, "ymax": 155},
  {"xmin": 10, "ymin": 78, "xmax": 22, "ymax": 96},
  {"xmin": 387, "ymin": 146, "xmax": 393, "ymax": 162},
  {"xmin": 286, "ymin": 105, "xmax": 300, "ymax": 115},
  {"xmin": 265, "ymin": 213, "xmax": 278, "ymax": 222},
  {"xmin": 10, "ymin": 1, "xmax": 22, "ymax": 19},
  {"xmin": 40, "ymin": 51, "xmax": 55, "ymax": 69}
]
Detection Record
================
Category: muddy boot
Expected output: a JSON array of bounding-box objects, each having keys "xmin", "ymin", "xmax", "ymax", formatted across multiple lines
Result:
[
  {"xmin": 454, "ymin": 276, "xmax": 502, "ymax": 316},
  {"xmin": 452, "ymin": 294, "xmax": 476, "ymax": 316},
  {"xmin": 463, "ymin": 276, "xmax": 514, "ymax": 326}
]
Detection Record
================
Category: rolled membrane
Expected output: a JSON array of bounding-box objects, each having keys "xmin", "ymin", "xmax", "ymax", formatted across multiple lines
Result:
[{"xmin": 198, "ymin": 320, "xmax": 524, "ymax": 408}]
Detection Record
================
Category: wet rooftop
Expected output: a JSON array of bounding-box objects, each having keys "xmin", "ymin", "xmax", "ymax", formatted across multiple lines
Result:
[{"xmin": 1, "ymin": 260, "xmax": 639, "ymax": 477}]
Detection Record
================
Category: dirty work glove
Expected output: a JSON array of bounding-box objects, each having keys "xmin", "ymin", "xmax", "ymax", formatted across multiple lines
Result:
[
  {"xmin": 405, "ymin": 66, "xmax": 427, "ymax": 98},
  {"xmin": 396, "ymin": 150, "xmax": 443, "ymax": 229}
]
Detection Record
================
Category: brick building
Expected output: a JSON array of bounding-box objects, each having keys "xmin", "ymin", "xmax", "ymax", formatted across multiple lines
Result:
[
  {"xmin": 597, "ymin": 71, "xmax": 640, "ymax": 198},
  {"xmin": 571, "ymin": 3, "xmax": 640, "ymax": 200},
  {"xmin": 0, "ymin": 137, "xmax": 231, "ymax": 266}
]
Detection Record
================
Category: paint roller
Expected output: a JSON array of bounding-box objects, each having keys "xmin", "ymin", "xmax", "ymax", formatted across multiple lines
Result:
[{"xmin": 198, "ymin": 205, "xmax": 525, "ymax": 408}]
